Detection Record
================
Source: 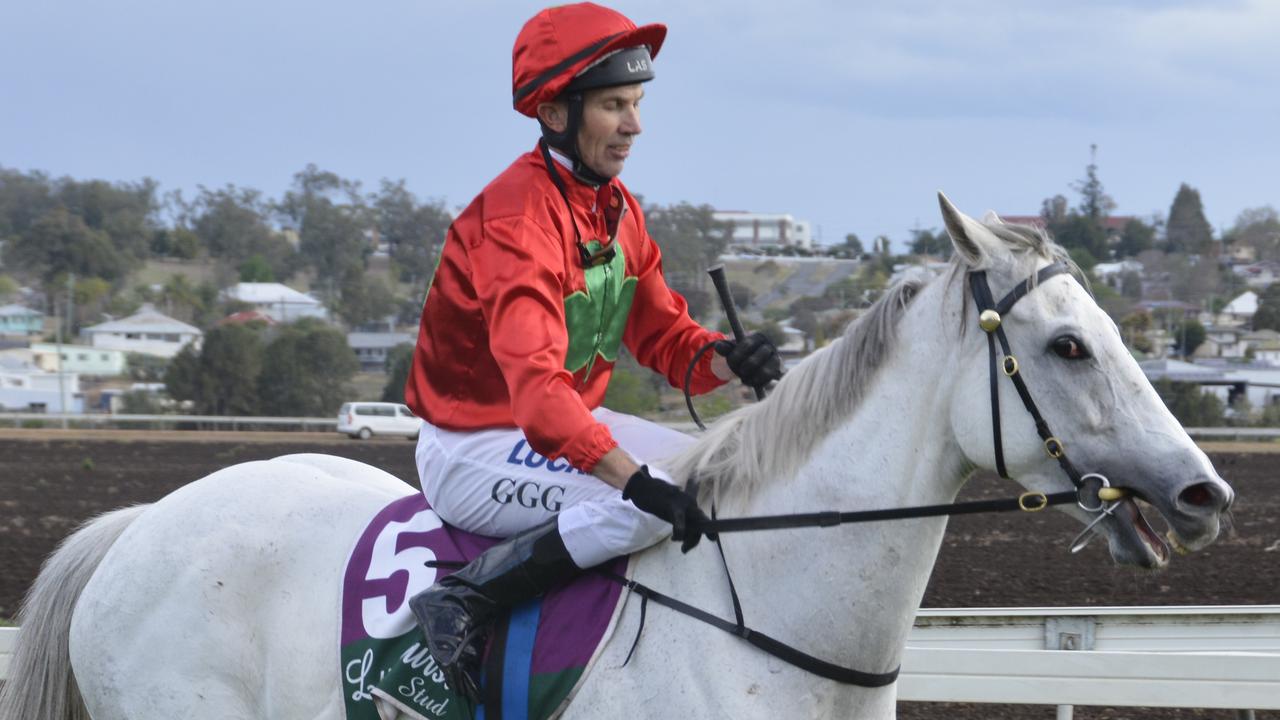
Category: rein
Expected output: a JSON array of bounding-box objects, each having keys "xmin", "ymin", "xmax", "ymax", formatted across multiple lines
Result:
[{"xmin": 652, "ymin": 260, "xmax": 1122, "ymax": 688}]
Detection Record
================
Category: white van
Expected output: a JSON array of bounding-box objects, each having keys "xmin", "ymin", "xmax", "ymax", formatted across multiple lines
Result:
[{"xmin": 337, "ymin": 402, "xmax": 420, "ymax": 440}]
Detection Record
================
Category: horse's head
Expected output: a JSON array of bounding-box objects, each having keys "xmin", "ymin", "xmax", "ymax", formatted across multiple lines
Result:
[{"xmin": 938, "ymin": 192, "xmax": 1233, "ymax": 569}]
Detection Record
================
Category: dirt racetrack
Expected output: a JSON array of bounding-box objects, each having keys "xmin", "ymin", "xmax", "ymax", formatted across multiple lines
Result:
[{"xmin": 0, "ymin": 429, "xmax": 1275, "ymax": 718}]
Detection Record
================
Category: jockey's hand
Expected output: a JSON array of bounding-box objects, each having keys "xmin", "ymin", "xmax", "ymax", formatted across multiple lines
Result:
[
  {"xmin": 622, "ymin": 466, "xmax": 715, "ymax": 553},
  {"xmin": 714, "ymin": 331, "xmax": 782, "ymax": 390}
]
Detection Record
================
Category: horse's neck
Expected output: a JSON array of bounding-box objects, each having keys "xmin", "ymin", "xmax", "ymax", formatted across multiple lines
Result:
[{"xmin": 626, "ymin": 281, "xmax": 969, "ymax": 709}]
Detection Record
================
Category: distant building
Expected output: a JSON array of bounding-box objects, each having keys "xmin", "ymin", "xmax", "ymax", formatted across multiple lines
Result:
[
  {"xmin": 0, "ymin": 304, "xmax": 44, "ymax": 337},
  {"xmin": 713, "ymin": 210, "xmax": 813, "ymax": 251},
  {"xmin": 218, "ymin": 309, "xmax": 278, "ymax": 327},
  {"xmin": 29, "ymin": 343, "xmax": 128, "ymax": 376},
  {"xmin": 1219, "ymin": 291, "xmax": 1258, "ymax": 327},
  {"xmin": 1243, "ymin": 329, "xmax": 1280, "ymax": 365},
  {"xmin": 1231, "ymin": 262, "xmax": 1280, "ymax": 289},
  {"xmin": 348, "ymin": 331, "xmax": 414, "ymax": 372},
  {"xmin": 82, "ymin": 305, "xmax": 202, "ymax": 359},
  {"xmin": 1092, "ymin": 259, "xmax": 1143, "ymax": 290},
  {"xmin": 222, "ymin": 282, "xmax": 327, "ymax": 323},
  {"xmin": 0, "ymin": 355, "xmax": 83, "ymax": 412},
  {"xmin": 1196, "ymin": 326, "xmax": 1247, "ymax": 360}
]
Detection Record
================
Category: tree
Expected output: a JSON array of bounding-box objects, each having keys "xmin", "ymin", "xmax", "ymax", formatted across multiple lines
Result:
[
  {"xmin": 1171, "ymin": 318, "xmax": 1206, "ymax": 357},
  {"xmin": 157, "ymin": 274, "xmax": 206, "ymax": 323},
  {"xmin": 909, "ymin": 227, "xmax": 950, "ymax": 258},
  {"xmin": 1052, "ymin": 214, "xmax": 1108, "ymax": 264},
  {"xmin": 164, "ymin": 324, "xmax": 265, "ymax": 415},
  {"xmin": 372, "ymin": 180, "xmax": 451, "ymax": 286},
  {"xmin": 333, "ymin": 270, "xmax": 398, "ymax": 328},
  {"xmin": 644, "ymin": 201, "xmax": 731, "ymax": 293},
  {"xmin": 381, "ymin": 343, "xmax": 415, "ymax": 403},
  {"xmin": 1165, "ymin": 183, "xmax": 1214, "ymax": 255},
  {"xmin": 277, "ymin": 165, "xmax": 369, "ymax": 301},
  {"xmin": 56, "ymin": 176, "xmax": 159, "ymax": 267},
  {"xmin": 1070, "ymin": 145, "xmax": 1116, "ymax": 223},
  {"xmin": 1153, "ymin": 379, "xmax": 1224, "ymax": 427},
  {"xmin": 1224, "ymin": 206, "xmax": 1280, "ymax": 261},
  {"xmin": 1120, "ymin": 310, "xmax": 1153, "ymax": 354},
  {"xmin": 4, "ymin": 208, "xmax": 132, "ymax": 285},
  {"xmin": 1116, "ymin": 218, "xmax": 1156, "ymax": 258},
  {"xmin": 256, "ymin": 318, "xmax": 358, "ymax": 416},
  {"xmin": 126, "ymin": 352, "xmax": 169, "ymax": 382},
  {"xmin": 192, "ymin": 186, "xmax": 296, "ymax": 279},
  {"xmin": 238, "ymin": 254, "xmax": 275, "ymax": 282},
  {"xmin": 1040, "ymin": 194, "xmax": 1069, "ymax": 227},
  {"xmin": 1252, "ymin": 283, "xmax": 1280, "ymax": 331},
  {"xmin": 828, "ymin": 233, "xmax": 863, "ymax": 258}
]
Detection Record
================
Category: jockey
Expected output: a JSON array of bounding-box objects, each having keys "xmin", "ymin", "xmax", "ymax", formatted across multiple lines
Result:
[{"xmin": 403, "ymin": 2, "xmax": 782, "ymax": 702}]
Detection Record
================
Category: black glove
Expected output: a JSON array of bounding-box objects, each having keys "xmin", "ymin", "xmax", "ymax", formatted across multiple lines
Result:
[
  {"xmin": 714, "ymin": 331, "xmax": 783, "ymax": 389},
  {"xmin": 622, "ymin": 466, "xmax": 715, "ymax": 553}
]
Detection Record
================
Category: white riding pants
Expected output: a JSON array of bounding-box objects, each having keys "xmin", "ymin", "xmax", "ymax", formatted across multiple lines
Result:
[{"xmin": 415, "ymin": 408, "xmax": 695, "ymax": 569}]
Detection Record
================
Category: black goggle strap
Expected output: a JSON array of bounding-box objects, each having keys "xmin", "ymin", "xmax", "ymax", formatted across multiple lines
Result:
[
  {"xmin": 970, "ymin": 262, "xmax": 1084, "ymax": 489},
  {"xmin": 538, "ymin": 139, "xmax": 617, "ymax": 268}
]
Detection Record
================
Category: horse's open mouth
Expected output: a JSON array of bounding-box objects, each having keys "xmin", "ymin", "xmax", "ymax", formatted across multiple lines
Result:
[{"xmin": 1102, "ymin": 493, "xmax": 1188, "ymax": 568}]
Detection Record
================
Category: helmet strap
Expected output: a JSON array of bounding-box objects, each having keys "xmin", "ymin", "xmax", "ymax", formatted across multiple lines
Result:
[{"xmin": 539, "ymin": 93, "xmax": 612, "ymax": 187}]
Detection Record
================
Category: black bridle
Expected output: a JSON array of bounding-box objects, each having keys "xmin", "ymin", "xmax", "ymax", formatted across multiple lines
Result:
[
  {"xmin": 625, "ymin": 261, "xmax": 1115, "ymax": 688},
  {"xmin": 967, "ymin": 261, "xmax": 1114, "ymax": 513}
]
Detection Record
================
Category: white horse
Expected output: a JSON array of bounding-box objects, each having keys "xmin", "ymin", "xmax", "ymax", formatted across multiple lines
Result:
[{"xmin": 1, "ymin": 195, "xmax": 1233, "ymax": 720}]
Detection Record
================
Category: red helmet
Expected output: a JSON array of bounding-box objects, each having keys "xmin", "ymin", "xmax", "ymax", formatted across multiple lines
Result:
[{"xmin": 512, "ymin": 3, "xmax": 667, "ymax": 118}]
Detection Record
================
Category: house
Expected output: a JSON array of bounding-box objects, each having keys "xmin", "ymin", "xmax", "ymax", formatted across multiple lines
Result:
[
  {"xmin": 1144, "ymin": 357, "xmax": 1280, "ymax": 411},
  {"xmin": 347, "ymin": 331, "xmax": 414, "ymax": 371},
  {"xmin": 1219, "ymin": 291, "xmax": 1258, "ymax": 327},
  {"xmin": 218, "ymin": 309, "xmax": 278, "ymax": 327},
  {"xmin": 1231, "ymin": 262, "xmax": 1280, "ymax": 289},
  {"xmin": 81, "ymin": 305, "xmax": 202, "ymax": 359},
  {"xmin": 1243, "ymin": 329, "xmax": 1280, "ymax": 365},
  {"xmin": 712, "ymin": 210, "xmax": 814, "ymax": 251},
  {"xmin": 1195, "ymin": 326, "xmax": 1247, "ymax": 359},
  {"xmin": 0, "ymin": 304, "xmax": 44, "ymax": 337},
  {"xmin": 0, "ymin": 355, "xmax": 83, "ymax": 412},
  {"xmin": 29, "ymin": 343, "xmax": 128, "ymax": 376},
  {"xmin": 222, "ymin": 282, "xmax": 327, "ymax": 323},
  {"xmin": 1091, "ymin": 259, "xmax": 1143, "ymax": 290}
]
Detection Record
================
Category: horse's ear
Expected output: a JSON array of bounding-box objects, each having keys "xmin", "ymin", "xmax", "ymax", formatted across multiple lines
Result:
[
  {"xmin": 938, "ymin": 191, "xmax": 994, "ymax": 267},
  {"xmin": 981, "ymin": 210, "xmax": 1004, "ymax": 225}
]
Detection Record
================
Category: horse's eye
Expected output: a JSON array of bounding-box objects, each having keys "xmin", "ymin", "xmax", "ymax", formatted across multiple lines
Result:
[{"xmin": 1051, "ymin": 335, "xmax": 1090, "ymax": 360}]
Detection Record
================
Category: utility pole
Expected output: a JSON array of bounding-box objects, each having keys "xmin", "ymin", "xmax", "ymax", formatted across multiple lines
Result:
[{"xmin": 55, "ymin": 273, "xmax": 74, "ymax": 427}]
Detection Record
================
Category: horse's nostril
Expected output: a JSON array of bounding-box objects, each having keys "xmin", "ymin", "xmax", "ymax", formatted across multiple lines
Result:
[{"xmin": 1179, "ymin": 482, "xmax": 1218, "ymax": 509}]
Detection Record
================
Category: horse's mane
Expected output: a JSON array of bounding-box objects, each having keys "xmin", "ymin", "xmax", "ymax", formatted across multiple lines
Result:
[{"xmin": 675, "ymin": 218, "xmax": 1085, "ymax": 506}]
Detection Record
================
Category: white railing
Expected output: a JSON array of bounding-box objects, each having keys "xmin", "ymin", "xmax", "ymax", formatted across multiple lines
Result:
[
  {"xmin": 3, "ymin": 606, "xmax": 1277, "ymax": 711},
  {"xmin": 1, "ymin": 414, "xmax": 1279, "ymax": 440},
  {"xmin": 0, "ymin": 412, "xmax": 338, "ymax": 432},
  {"xmin": 901, "ymin": 605, "xmax": 1280, "ymax": 713}
]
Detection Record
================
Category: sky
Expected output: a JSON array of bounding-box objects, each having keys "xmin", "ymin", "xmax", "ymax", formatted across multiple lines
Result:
[{"xmin": 2, "ymin": 0, "xmax": 1278, "ymax": 250}]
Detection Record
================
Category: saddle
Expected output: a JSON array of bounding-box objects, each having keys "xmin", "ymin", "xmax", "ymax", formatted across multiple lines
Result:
[{"xmin": 339, "ymin": 493, "xmax": 628, "ymax": 720}]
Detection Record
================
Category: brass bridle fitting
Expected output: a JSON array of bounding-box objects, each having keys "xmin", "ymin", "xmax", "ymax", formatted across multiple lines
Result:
[{"xmin": 979, "ymin": 309, "xmax": 1002, "ymax": 333}]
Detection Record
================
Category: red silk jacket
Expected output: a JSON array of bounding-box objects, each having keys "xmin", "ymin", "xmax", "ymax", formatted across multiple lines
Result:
[{"xmin": 404, "ymin": 145, "xmax": 725, "ymax": 472}]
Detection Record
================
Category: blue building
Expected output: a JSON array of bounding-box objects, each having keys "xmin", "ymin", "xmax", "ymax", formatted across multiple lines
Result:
[{"xmin": 0, "ymin": 304, "xmax": 44, "ymax": 337}]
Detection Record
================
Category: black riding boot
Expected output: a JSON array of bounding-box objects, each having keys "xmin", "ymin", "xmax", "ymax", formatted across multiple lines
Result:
[{"xmin": 408, "ymin": 516, "xmax": 580, "ymax": 703}]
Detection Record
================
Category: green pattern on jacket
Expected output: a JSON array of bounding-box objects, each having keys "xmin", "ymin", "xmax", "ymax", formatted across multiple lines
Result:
[{"xmin": 563, "ymin": 239, "xmax": 637, "ymax": 375}]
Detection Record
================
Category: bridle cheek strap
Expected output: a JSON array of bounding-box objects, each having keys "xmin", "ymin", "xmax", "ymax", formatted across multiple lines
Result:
[{"xmin": 969, "ymin": 262, "xmax": 1086, "ymax": 489}]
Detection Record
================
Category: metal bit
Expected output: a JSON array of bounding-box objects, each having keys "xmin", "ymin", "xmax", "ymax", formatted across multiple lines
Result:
[{"xmin": 1069, "ymin": 501, "xmax": 1118, "ymax": 553}]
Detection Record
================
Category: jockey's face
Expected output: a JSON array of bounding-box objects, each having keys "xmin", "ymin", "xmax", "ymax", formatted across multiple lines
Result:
[{"xmin": 576, "ymin": 84, "xmax": 644, "ymax": 179}]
